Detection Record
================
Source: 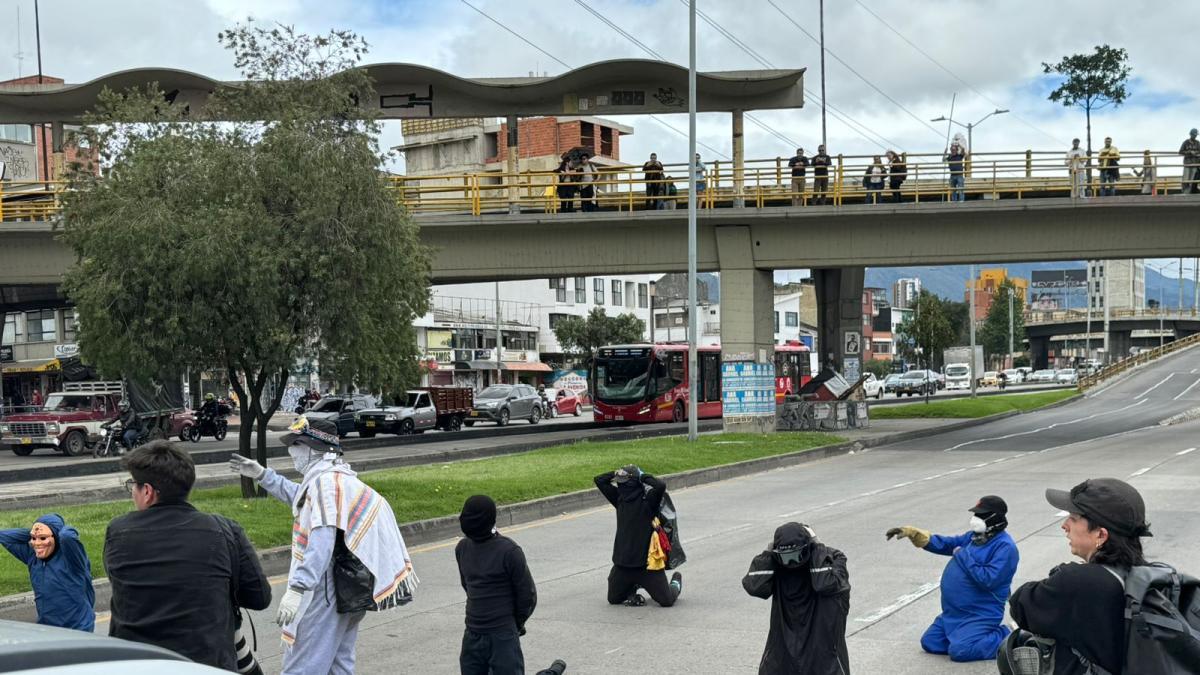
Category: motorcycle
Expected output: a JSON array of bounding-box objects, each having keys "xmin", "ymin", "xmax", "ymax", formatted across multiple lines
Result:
[
  {"xmin": 188, "ymin": 409, "xmax": 229, "ymax": 442},
  {"xmin": 92, "ymin": 422, "xmax": 150, "ymax": 458},
  {"xmin": 539, "ymin": 392, "xmax": 556, "ymax": 419}
]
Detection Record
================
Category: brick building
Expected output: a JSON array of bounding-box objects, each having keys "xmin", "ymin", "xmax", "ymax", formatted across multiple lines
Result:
[{"xmin": 0, "ymin": 75, "xmax": 91, "ymax": 182}]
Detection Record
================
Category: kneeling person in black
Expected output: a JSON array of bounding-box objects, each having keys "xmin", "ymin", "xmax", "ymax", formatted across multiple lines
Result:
[
  {"xmin": 456, "ymin": 495, "xmax": 538, "ymax": 675},
  {"xmin": 595, "ymin": 465, "xmax": 682, "ymax": 607}
]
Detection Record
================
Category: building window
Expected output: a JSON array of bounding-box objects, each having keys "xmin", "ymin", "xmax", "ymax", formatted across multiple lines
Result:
[
  {"xmin": 612, "ymin": 280, "xmax": 623, "ymax": 307},
  {"xmin": 0, "ymin": 124, "xmax": 33, "ymax": 143},
  {"xmin": 2, "ymin": 314, "xmax": 16, "ymax": 344},
  {"xmin": 594, "ymin": 278, "xmax": 605, "ymax": 305},
  {"xmin": 638, "ymin": 284, "xmax": 648, "ymax": 308},
  {"xmin": 548, "ymin": 313, "xmax": 570, "ymax": 329},
  {"xmin": 63, "ymin": 312, "xmax": 78, "ymax": 343},
  {"xmin": 575, "ymin": 277, "xmax": 586, "ymax": 304},
  {"xmin": 552, "ymin": 278, "xmax": 567, "ymax": 303},
  {"xmin": 785, "ymin": 312, "xmax": 798, "ymax": 327},
  {"xmin": 25, "ymin": 309, "xmax": 56, "ymax": 343},
  {"xmin": 774, "ymin": 311, "xmax": 780, "ymax": 332}
]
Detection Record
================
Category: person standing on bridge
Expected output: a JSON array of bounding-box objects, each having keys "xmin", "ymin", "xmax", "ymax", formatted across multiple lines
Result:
[
  {"xmin": 692, "ymin": 153, "xmax": 708, "ymax": 196},
  {"xmin": 1180, "ymin": 128, "xmax": 1200, "ymax": 194},
  {"xmin": 888, "ymin": 150, "xmax": 908, "ymax": 203},
  {"xmin": 787, "ymin": 147, "xmax": 809, "ymax": 206},
  {"xmin": 0, "ymin": 513, "xmax": 95, "ymax": 632},
  {"xmin": 1066, "ymin": 138, "xmax": 1087, "ymax": 198},
  {"xmin": 811, "ymin": 144, "xmax": 832, "ymax": 205},
  {"xmin": 886, "ymin": 495, "xmax": 1018, "ymax": 662},
  {"xmin": 863, "ymin": 156, "xmax": 886, "ymax": 204},
  {"xmin": 742, "ymin": 522, "xmax": 851, "ymax": 675},
  {"xmin": 643, "ymin": 153, "xmax": 664, "ymax": 209},
  {"xmin": 595, "ymin": 465, "xmax": 682, "ymax": 607},
  {"xmin": 945, "ymin": 141, "xmax": 967, "ymax": 202},
  {"xmin": 1098, "ymin": 137, "xmax": 1121, "ymax": 197},
  {"xmin": 230, "ymin": 417, "xmax": 417, "ymax": 675}
]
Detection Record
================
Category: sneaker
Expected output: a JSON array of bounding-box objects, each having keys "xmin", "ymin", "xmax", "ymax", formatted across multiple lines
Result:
[
  {"xmin": 670, "ymin": 571, "xmax": 683, "ymax": 596},
  {"xmin": 623, "ymin": 592, "xmax": 646, "ymax": 607}
]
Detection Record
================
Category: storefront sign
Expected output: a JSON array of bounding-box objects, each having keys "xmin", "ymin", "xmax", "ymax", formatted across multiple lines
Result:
[
  {"xmin": 547, "ymin": 369, "xmax": 589, "ymax": 396},
  {"xmin": 0, "ymin": 345, "xmax": 12, "ymax": 363},
  {"xmin": 54, "ymin": 344, "xmax": 80, "ymax": 359}
]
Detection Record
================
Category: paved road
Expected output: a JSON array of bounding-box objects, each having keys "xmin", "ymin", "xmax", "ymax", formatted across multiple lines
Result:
[{"xmin": 81, "ymin": 347, "xmax": 1198, "ymax": 673}]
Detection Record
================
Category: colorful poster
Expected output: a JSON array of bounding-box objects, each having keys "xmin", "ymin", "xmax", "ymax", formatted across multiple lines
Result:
[{"xmin": 721, "ymin": 361, "xmax": 775, "ymax": 420}]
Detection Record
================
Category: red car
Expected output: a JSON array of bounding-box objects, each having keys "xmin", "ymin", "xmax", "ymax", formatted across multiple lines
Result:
[{"xmin": 546, "ymin": 388, "xmax": 584, "ymax": 417}]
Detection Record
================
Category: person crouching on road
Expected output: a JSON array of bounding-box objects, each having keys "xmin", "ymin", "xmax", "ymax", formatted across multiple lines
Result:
[
  {"xmin": 594, "ymin": 465, "xmax": 682, "ymax": 607},
  {"xmin": 1007, "ymin": 478, "xmax": 1153, "ymax": 675},
  {"xmin": 743, "ymin": 522, "xmax": 850, "ymax": 675},
  {"xmin": 885, "ymin": 495, "xmax": 1018, "ymax": 662},
  {"xmin": 230, "ymin": 417, "xmax": 418, "ymax": 675},
  {"xmin": 0, "ymin": 514, "xmax": 95, "ymax": 632},
  {"xmin": 456, "ymin": 495, "xmax": 538, "ymax": 675}
]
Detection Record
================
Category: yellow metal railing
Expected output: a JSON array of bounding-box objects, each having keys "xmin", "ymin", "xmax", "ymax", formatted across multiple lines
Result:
[
  {"xmin": 1078, "ymin": 332, "xmax": 1200, "ymax": 391},
  {"xmin": 3, "ymin": 150, "xmax": 1197, "ymax": 220}
]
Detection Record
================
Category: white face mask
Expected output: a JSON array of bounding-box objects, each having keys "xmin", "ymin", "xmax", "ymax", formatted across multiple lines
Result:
[
  {"xmin": 969, "ymin": 515, "xmax": 988, "ymax": 534},
  {"xmin": 288, "ymin": 443, "xmax": 314, "ymax": 473}
]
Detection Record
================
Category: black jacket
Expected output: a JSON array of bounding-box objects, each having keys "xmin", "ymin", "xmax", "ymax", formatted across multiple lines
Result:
[
  {"xmin": 105, "ymin": 502, "xmax": 271, "ymax": 671},
  {"xmin": 595, "ymin": 472, "xmax": 665, "ymax": 569},
  {"xmin": 116, "ymin": 409, "xmax": 143, "ymax": 432},
  {"xmin": 1009, "ymin": 562, "xmax": 1126, "ymax": 675},
  {"xmin": 743, "ymin": 524, "xmax": 851, "ymax": 675},
  {"xmin": 455, "ymin": 533, "xmax": 537, "ymax": 635}
]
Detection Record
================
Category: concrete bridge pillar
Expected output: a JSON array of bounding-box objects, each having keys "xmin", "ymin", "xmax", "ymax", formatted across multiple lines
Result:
[
  {"xmin": 1106, "ymin": 330, "xmax": 1132, "ymax": 364},
  {"xmin": 506, "ymin": 114, "xmax": 520, "ymax": 214},
  {"xmin": 813, "ymin": 267, "xmax": 865, "ymax": 378},
  {"xmin": 716, "ymin": 225, "xmax": 775, "ymax": 433},
  {"xmin": 1029, "ymin": 336, "xmax": 1050, "ymax": 369},
  {"xmin": 732, "ymin": 109, "xmax": 745, "ymax": 208}
]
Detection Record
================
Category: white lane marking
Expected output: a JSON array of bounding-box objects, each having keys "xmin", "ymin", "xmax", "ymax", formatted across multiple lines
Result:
[
  {"xmin": 854, "ymin": 582, "xmax": 940, "ymax": 623},
  {"xmin": 603, "ymin": 647, "xmax": 623, "ymax": 655},
  {"xmin": 1178, "ymin": 447, "xmax": 1197, "ymax": 456},
  {"xmin": 1136, "ymin": 373, "xmax": 1176, "ymax": 399},
  {"xmin": 1173, "ymin": 377, "xmax": 1200, "ymax": 401},
  {"xmin": 1130, "ymin": 467, "xmax": 1152, "ymax": 477},
  {"xmin": 944, "ymin": 399, "xmax": 1147, "ymax": 452},
  {"xmin": 1192, "ymin": 368, "xmax": 1198, "ymax": 374}
]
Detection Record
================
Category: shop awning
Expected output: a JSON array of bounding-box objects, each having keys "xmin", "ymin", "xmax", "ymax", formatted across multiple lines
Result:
[
  {"xmin": 1, "ymin": 358, "xmax": 60, "ymax": 374},
  {"xmin": 453, "ymin": 360, "xmax": 505, "ymax": 371},
  {"xmin": 502, "ymin": 362, "xmax": 552, "ymax": 372}
]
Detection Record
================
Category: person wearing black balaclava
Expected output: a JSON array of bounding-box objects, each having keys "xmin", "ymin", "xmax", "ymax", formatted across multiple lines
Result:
[
  {"xmin": 456, "ymin": 494, "xmax": 537, "ymax": 675},
  {"xmin": 885, "ymin": 495, "xmax": 1019, "ymax": 662},
  {"xmin": 743, "ymin": 522, "xmax": 850, "ymax": 675},
  {"xmin": 594, "ymin": 465, "xmax": 682, "ymax": 607}
]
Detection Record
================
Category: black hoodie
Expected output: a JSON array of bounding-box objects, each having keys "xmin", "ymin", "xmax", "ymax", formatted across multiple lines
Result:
[
  {"xmin": 455, "ymin": 532, "xmax": 538, "ymax": 635},
  {"xmin": 594, "ymin": 471, "xmax": 666, "ymax": 568},
  {"xmin": 743, "ymin": 523, "xmax": 852, "ymax": 675}
]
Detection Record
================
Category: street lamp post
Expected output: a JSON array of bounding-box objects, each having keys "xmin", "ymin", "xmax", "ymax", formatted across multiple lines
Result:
[
  {"xmin": 930, "ymin": 109, "xmax": 1010, "ymax": 157},
  {"xmin": 1148, "ymin": 261, "xmax": 1180, "ymax": 350}
]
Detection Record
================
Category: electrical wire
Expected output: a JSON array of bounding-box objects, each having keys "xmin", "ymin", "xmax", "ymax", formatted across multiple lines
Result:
[
  {"xmin": 765, "ymin": 0, "xmax": 946, "ymax": 141},
  {"xmin": 851, "ymin": 0, "xmax": 1066, "ymax": 146}
]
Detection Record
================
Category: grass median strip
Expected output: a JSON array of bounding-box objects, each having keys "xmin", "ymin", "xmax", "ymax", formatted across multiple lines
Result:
[
  {"xmin": 0, "ymin": 431, "xmax": 840, "ymax": 596},
  {"xmin": 870, "ymin": 389, "xmax": 1078, "ymax": 419}
]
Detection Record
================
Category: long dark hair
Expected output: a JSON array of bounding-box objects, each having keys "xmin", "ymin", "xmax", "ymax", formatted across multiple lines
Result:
[{"xmin": 1088, "ymin": 519, "xmax": 1148, "ymax": 568}]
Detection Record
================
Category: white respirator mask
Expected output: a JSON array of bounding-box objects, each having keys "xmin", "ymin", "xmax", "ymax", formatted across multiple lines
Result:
[
  {"xmin": 288, "ymin": 443, "xmax": 316, "ymax": 474},
  {"xmin": 969, "ymin": 515, "xmax": 988, "ymax": 534}
]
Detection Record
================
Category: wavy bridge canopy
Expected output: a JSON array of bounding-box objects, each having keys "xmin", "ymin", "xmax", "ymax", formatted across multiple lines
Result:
[{"xmin": 0, "ymin": 60, "xmax": 804, "ymax": 124}]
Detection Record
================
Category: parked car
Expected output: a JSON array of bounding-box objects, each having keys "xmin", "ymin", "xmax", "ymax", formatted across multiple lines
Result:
[
  {"xmin": 981, "ymin": 371, "xmax": 1000, "ymax": 387},
  {"xmin": 545, "ymin": 388, "xmax": 584, "ymax": 417},
  {"xmin": 882, "ymin": 373, "xmax": 904, "ymax": 394},
  {"xmin": 467, "ymin": 384, "xmax": 542, "ymax": 426},
  {"xmin": 1056, "ymin": 368, "xmax": 1078, "ymax": 384},
  {"xmin": 860, "ymin": 373, "xmax": 884, "ymax": 399},
  {"xmin": 1002, "ymin": 368, "xmax": 1023, "ymax": 384},
  {"xmin": 299, "ymin": 395, "xmax": 374, "ymax": 438},
  {"xmin": 1016, "ymin": 367, "xmax": 1033, "ymax": 381},
  {"xmin": 0, "ymin": 618, "xmax": 225, "ymax": 673},
  {"xmin": 929, "ymin": 370, "xmax": 946, "ymax": 390},
  {"xmin": 894, "ymin": 370, "xmax": 937, "ymax": 397},
  {"xmin": 1029, "ymin": 369, "xmax": 1058, "ymax": 383},
  {"xmin": 355, "ymin": 387, "xmax": 473, "ymax": 436}
]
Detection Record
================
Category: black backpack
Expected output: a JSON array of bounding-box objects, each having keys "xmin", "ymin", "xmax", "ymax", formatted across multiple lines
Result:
[{"xmin": 1092, "ymin": 563, "xmax": 1200, "ymax": 674}]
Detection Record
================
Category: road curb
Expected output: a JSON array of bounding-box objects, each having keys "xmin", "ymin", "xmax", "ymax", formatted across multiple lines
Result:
[{"xmin": 0, "ymin": 405, "xmax": 1048, "ymax": 621}]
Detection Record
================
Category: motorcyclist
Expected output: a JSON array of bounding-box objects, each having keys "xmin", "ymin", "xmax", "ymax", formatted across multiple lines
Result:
[
  {"xmin": 537, "ymin": 385, "xmax": 554, "ymax": 418},
  {"xmin": 196, "ymin": 393, "xmax": 224, "ymax": 436},
  {"xmin": 109, "ymin": 401, "xmax": 144, "ymax": 452}
]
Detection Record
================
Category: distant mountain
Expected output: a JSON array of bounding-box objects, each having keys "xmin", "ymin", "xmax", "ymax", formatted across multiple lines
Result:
[
  {"xmin": 1146, "ymin": 264, "xmax": 1200, "ymax": 309},
  {"xmin": 865, "ymin": 262, "xmax": 1086, "ymax": 302}
]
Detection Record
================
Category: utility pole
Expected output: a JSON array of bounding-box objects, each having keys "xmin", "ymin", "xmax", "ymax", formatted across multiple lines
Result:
[
  {"xmin": 969, "ymin": 264, "xmax": 977, "ymax": 398},
  {"xmin": 1008, "ymin": 290, "xmax": 1014, "ymax": 369},
  {"xmin": 818, "ymin": 0, "xmax": 827, "ymax": 147},
  {"xmin": 1103, "ymin": 263, "xmax": 1111, "ymax": 365},
  {"xmin": 1179, "ymin": 257, "xmax": 1184, "ymax": 311},
  {"xmin": 686, "ymin": 0, "xmax": 698, "ymax": 441},
  {"xmin": 35, "ymin": 0, "xmax": 50, "ymax": 189},
  {"xmin": 495, "ymin": 282, "xmax": 502, "ymax": 387}
]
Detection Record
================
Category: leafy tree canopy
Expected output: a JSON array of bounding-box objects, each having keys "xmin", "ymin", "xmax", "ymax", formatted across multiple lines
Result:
[
  {"xmin": 980, "ymin": 279, "xmax": 1027, "ymax": 365},
  {"xmin": 553, "ymin": 308, "xmax": 647, "ymax": 357},
  {"xmin": 1042, "ymin": 44, "xmax": 1131, "ymax": 153}
]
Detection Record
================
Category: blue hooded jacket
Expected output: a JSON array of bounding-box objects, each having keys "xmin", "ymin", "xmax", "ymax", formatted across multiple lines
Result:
[{"xmin": 0, "ymin": 513, "xmax": 96, "ymax": 631}]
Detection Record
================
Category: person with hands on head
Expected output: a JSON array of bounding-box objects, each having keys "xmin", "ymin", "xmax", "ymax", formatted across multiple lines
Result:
[
  {"xmin": 594, "ymin": 464, "xmax": 682, "ymax": 607},
  {"xmin": 455, "ymin": 494, "xmax": 538, "ymax": 675},
  {"xmin": 230, "ymin": 417, "xmax": 417, "ymax": 675},
  {"xmin": 743, "ymin": 522, "xmax": 850, "ymax": 675},
  {"xmin": 885, "ymin": 495, "xmax": 1018, "ymax": 662},
  {"xmin": 0, "ymin": 513, "xmax": 95, "ymax": 632}
]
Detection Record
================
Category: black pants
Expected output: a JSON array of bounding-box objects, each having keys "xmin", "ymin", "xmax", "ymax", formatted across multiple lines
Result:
[
  {"xmin": 607, "ymin": 565, "xmax": 678, "ymax": 607},
  {"xmin": 890, "ymin": 179, "xmax": 904, "ymax": 202},
  {"xmin": 557, "ymin": 185, "xmax": 576, "ymax": 212},
  {"xmin": 580, "ymin": 185, "xmax": 597, "ymax": 212},
  {"xmin": 460, "ymin": 629, "xmax": 524, "ymax": 675}
]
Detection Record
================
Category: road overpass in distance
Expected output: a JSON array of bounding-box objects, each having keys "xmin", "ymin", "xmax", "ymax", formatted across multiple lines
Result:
[{"xmin": 1026, "ymin": 309, "xmax": 1200, "ymax": 368}]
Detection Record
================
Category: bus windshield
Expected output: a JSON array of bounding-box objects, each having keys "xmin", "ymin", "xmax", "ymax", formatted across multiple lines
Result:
[{"xmin": 594, "ymin": 354, "xmax": 652, "ymax": 404}]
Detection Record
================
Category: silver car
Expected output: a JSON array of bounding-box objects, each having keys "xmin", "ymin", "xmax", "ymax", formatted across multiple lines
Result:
[
  {"xmin": 466, "ymin": 384, "xmax": 542, "ymax": 426},
  {"xmin": 0, "ymin": 619, "xmax": 225, "ymax": 673}
]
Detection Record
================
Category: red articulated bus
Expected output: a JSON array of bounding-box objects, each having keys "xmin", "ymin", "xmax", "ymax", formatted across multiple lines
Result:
[{"xmin": 592, "ymin": 343, "xmax": 812, "ymax": 424}]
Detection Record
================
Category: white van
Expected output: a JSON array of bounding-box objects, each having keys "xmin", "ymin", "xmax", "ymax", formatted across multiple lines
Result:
[{"xmin": 944, "ymin": 362, "xmax": 972, "ymax": 390}]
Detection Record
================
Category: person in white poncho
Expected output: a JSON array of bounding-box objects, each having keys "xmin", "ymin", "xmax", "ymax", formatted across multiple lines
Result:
[{"xmin": 230, "ymin": 417, "xmax": 416, "ymax": 675}]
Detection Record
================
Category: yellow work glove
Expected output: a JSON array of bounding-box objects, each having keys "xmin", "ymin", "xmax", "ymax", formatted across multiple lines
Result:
[{"xmin": 885, "ymin": 526, "xmax": 931, "ymax": 549}]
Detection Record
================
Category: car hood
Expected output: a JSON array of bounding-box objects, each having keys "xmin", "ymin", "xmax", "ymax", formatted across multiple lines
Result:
[
  {"xmin": 303, "ymin": 412, "xmax": 339, "ymax": 421},
  {"xmin": 2, "ymin": 411, "xmax": 100, "ymax": 423},
  {"xmin": 360, "ymin": 406, "xmax": 413, "ymax": 415}
]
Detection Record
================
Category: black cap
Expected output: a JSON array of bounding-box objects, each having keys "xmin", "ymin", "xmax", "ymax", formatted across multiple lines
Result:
[
  {"xmin": 459, "ymin": 495, "xmax": 497, "ymax": 540},
  {"xmin": 1045, "ymin": 478, "xmax": 1152, "ymax": 538},
  {"xmin": 969, "ymin": 495, "xmax": 1008, "ymax": 516},
  {"xmin": 281, "ymin": 417, "xmax": 343, "ymax": 454}
]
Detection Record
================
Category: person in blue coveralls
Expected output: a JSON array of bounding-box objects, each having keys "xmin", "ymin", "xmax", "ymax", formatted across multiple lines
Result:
[
  {"xmin": 0, "ymin": 513, "xmax": 95, "ymax": 631},
  {"xmin": 885, "ymin": 495, "xmax": 1018, "ymax": 662}
]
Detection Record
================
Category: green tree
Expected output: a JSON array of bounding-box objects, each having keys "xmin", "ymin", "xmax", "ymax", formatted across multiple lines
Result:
[
  {"xmin": 897, "ymin": 291, "xmax": 955, "ymax": 369},
  {"xmin": 1042, "ymin": 45, "xmax": 1132, "ymax": 160},
  {"xmin": 980, "ymin": 280, "xmax": 1027, "ymax": 367},
  {"xmin": 60, "ymin": 24, "xmax": 431, "ymax": 496},
  {"xmin": 553, "ymin": 308, "xmax": 647, "ymax": 358}
]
